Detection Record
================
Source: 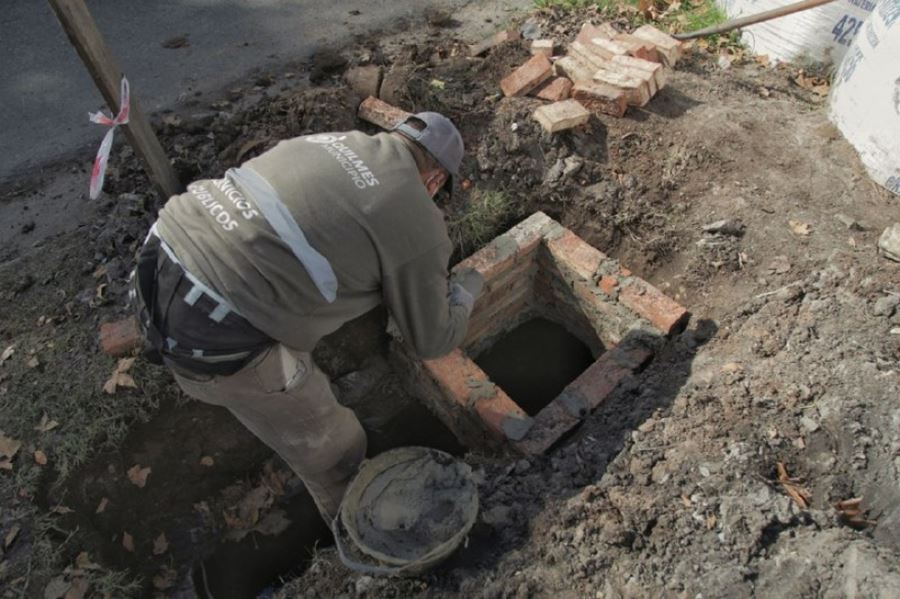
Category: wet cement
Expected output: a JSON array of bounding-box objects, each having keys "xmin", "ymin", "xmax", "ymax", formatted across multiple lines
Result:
[{"xmin": 475, "ymin": 317, "xmax": 597, "ymax": 416}]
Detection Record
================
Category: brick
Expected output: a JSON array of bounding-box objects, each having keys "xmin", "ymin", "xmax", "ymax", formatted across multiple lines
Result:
[
  {"xmin": 568, "ymin": 41, "xmax": 607, "ymax": 70},
  {"xmin": 344, "ymin": 65, "xmax": 382, "ymax": 98},
  {"xmin": 545, "ymin": 230, "xmax": 607, "ymax": 280},
  {"xmin": 578, "ymin": 22, "xmax": 620, "ymax": 41},
  {"xmin": 580, "ymin": 36, "xmax": 628, "ymax": 61},
  {"xmin": 607, "ymin": 59, "xmax": 657, "ymax": 96},
  {"xmin": 612, "ymin": 54, "xmax": 666, "ymax": 91},
  {"xmin": 423, "ymin": 350, "xmax": 531, "ymax": 441},
  {"xmin": 470, "ymin": 29, "xmax": 520, "ymax": 57},
  {"xmin": 631, "ymin": 25, "xmax": 682, "ymax": 66},
  {"xmin": 455, "ymin": 223, "xmax": 542, "ymax": 280},
  {"xmin": 99, "ymin": 317, "xmax": 141, "ymax": 357},
  {"xmin": 474, "ymin": 392, "xmax": 534, "ymax": 442},
  {"xmin": 565, "ymin": 345, "xmax": 654, "ymax": 410},
  {"xmin": 516, "ymin": 343, "xmax": 654, "ymax": 454},
  {"xmin": 553, "ymin": 55, "xmax": 596, "ymax": 85},
  {"xmin": 599, "ymin": 275, "xmax": 619, "ymax": 296},
  {"xmin": 509, "ymin": 211, "xmax": 557, "ymax": 246},
  {"xmin": 593, "ymin": 67, "xmax": 651, "ymax": 106},
  {"xmin": 534, "ymin": 77, "xmax": 573, "ymax": 102},
  {"xmin": 572, "ymin": 82, "xmax": 627, "ymax": 117},
  {"xmin": 618, "ymin": 278, "xmax": 690, "ymax": 335},
  {"xmin": 358, "ymin": 96, "xmax": 411, "ymax": 130},
  {"xmin": 531, "ymin": 39, "xmax": 555, "ymax": 57},
  {"xmin": 533, "ymin": 99, "xmax": 590, "ymax": 134},
  {"xmin": 514, "ymin": 398, "xmax": 581, "ymax": 454},
  {"xmin": 614, "ymin": 32, "xmax": 661, "ymax": 63},
  {"xmin": 500, "ymin": 54, "xmax": 553, "ymax": 97}
]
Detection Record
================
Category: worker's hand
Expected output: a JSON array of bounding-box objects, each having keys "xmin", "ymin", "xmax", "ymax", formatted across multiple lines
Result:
[
  {"xmin": 452, "ymin": 268, "xmax": 484, "ymax": 300},
  {"xmin": 449, "ymin": 283, "xmax": 475, "ymax": 315}
]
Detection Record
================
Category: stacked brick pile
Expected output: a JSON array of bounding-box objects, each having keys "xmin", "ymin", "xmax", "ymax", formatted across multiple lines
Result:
[{"xmin": 498, "ymin": 22, "xmax": 686, "ymax": 133}]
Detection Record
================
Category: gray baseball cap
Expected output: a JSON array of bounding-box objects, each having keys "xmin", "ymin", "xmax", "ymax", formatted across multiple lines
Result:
[{"xmin": 393, "ymin": 112, "xmax": 464, "ymax": 194}]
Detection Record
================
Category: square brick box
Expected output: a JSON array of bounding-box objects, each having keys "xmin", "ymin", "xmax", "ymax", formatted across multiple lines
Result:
[{"xmin": 392, "ymin": 212, "xmax": 689, "ymax": 454}]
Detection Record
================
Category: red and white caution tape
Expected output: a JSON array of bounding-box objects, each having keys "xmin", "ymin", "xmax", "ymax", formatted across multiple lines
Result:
[{"xmin": 88, "ymin": 77, "xmax": 130, "ymax": 199}]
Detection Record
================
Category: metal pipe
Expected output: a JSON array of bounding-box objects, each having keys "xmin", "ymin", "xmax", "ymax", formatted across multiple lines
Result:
[{"xmin": 673, "ymin": 0, "xmax": 836, "ymax": 40}]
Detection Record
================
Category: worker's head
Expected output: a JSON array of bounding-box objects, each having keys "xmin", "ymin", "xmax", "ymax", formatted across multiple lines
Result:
[{"xmin": 392, "ymin": 112, "xmax": 464, "ymax": 199}]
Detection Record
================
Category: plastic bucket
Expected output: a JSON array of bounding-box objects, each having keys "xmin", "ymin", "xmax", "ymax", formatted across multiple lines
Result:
[{"xmin": 333, "ymin": 447, "xmax": 479, "ymax": 576}]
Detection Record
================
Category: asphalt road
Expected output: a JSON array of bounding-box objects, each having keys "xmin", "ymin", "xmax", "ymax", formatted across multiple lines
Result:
[{"xmin": 0, "ymin": 0, "xmax": 512, "ymax": 183}]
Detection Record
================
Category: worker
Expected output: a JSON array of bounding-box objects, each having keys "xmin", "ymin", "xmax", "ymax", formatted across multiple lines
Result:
[{"xmin": 131, "ymin": 112, "xmax": 483, "ymax": 521}]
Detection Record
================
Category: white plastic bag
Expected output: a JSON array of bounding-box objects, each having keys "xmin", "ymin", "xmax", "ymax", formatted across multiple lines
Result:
[
  {"xmin": 829, "ymin": 0, "xmax": 900, "ymax": 195},
  {"xmin": 717, "ymin": 0, "xmax": 879, "ymax": 64}
]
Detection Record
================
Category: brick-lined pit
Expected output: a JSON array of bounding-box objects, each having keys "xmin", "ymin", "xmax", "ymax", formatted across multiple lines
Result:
[{"xmin": 393, "ymin": 212, "xmax": 689, "ymax": 454}]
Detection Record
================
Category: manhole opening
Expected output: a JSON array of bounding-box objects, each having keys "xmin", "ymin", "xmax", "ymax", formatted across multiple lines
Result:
[{"xmin": 474, "ymin": 315, "xmax": 598, "ymax": 416}]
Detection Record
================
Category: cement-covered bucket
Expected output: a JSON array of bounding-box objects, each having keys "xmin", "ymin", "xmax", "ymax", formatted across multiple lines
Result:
[{"xmin": 333, "ymin": 447, "xmax": 479, "ymax": 576}]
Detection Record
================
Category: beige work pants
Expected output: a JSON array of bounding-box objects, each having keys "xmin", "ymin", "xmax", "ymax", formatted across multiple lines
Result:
[{"xmin": 170, "ymin": 344, "xmax": 367, "ymax": 520}]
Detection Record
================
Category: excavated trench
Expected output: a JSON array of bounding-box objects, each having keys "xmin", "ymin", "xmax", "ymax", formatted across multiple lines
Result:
[{"xmin": 195, "ymin": 394, "xmax": 463, "ymax": 599}]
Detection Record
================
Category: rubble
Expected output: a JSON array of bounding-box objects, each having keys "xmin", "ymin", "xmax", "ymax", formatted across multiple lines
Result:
[
  {"xmin": 632, "ymin": 24, "xmax": 683, "ymax": 66},
  {"xmin": 469, "ymin": 29, "xmax": 520, "ymax": 57},
  {"xmin": 534, "ymin": 77, "xmax": 573, "ymax": 102},
  {"xmin": 99, "ymin": 317, "xmax": 141, "ymax": 357},
  {"xmin": 572, "ymin": 82, "xmax": 627, "ymax": 117},
  {"xmin": 357, "ymin": 96, "xmax": 411, "ymax": 130},
  {"xmin": 877, "ymin": 223, "xmax": 900, "ymax": 262},
  {"xmin": 498, "ymin": 20, "xmax": 685, "ymax": 129},
  {"xmin": 531, "ymin": 39, "xmax": 555, "ymax": 57},
  {"xmin": 500, "ymin": 53, "xmax": 553, "ymax": 97},
  {"xmin": 533, "ymin": 100, "xmax": 590, "ymax": 133}
]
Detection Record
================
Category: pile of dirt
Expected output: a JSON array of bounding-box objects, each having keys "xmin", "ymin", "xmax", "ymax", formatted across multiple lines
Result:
[{"xmin": 1, "ymin": 3, "xmax": 898, "ymax": 597}]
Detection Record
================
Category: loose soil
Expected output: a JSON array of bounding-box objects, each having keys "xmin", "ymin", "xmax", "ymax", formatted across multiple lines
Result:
[{"xmin": 1, "ymin": 3, "xmax": 899, "ymax": 598}]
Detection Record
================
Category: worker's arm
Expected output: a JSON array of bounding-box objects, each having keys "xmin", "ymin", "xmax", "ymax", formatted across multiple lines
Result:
[{"xmin": 382, "ymin": 242, "xmax": 471, "ymax": 360}]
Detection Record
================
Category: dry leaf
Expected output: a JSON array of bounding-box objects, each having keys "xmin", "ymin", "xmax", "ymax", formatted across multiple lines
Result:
[
  {"xmin": 44, "ymin": 577, "xmax": 71, "ymax": 599},
  {"xmin": 776, "ymin": 462, "xmax": 812, "ymax": 509},
  {"xmin": 75, "ymin": 552, "xmax": 102, "ymax": 571},
  {"xmin": 95, "ymin": 497, "xmax": 110, "ymax": 514},
  {"xmin": 792, "ymin": 70, "xmax": 830, "ymax": 96},
  {"xmin": 34, "ymin": 449, "xmax": 48, "ymax": 465},
  {"xmin": 0, "ymin": 458, "xmax": 12, "ymax": 471},
  {"xmin": 103, "ymin": 358, "xmax": 137, "ymax": 395},
  {"xmin": 200, "ymin": 456, "xmax": 215, "ymax": 467},
  {"xmin": 50, "ymin": 505, "xmax": 74, "ymax": 515},
  {"xmin": 4, "ymin": 525, "xmax": 20, "ymax": 549},
  {"xmin": 35, "ymin": 413, "xmax": 60, "ymax": 433},
  {"xmin": 153, "ymin": 566, "xmax": 178, "ymax": 590},
  {"xmin": 788, "ymin": 220, "xmax": 812, "ymax": 236},
  {"xmin": 64, "ymin": 577, "xmax": 89, "ymax": 599},
  {"xmin": 153, "ymin": 532, "xmax": 169, "ymax": 555},
  {"xmin": 0, "ymin": 345, "xmax": 14, "ymax": 364},
  {"xmin": 92, "ymin": 264, "xmax": 108, "ymax": 279},
  {"xmin": 226, "ymin": 508, "xmax": 291, "ymax": 541},
  {"xmin": 127, "ymin": 464, "xmax": 151, "ymax": 488},
  {"xmin": 0, "ymin": 433, "xmax": 22, "ymax": 460},
  {"xmin": 27, "ymin": 355, "xmax": 40, "ymax": 369},
  {"xmin": 122, "ymin": 531, "xmax": 135, "ymax": 552}
]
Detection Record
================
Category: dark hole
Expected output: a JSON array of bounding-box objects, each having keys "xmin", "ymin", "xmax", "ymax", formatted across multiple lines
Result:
[{"xmin": 474, "ymin": 317, "xmax": 598, "ymax": 416}]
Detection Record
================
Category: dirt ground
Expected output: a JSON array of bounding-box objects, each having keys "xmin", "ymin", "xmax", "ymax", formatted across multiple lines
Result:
[{"xmin": 1, "ymin": 2, "xmax": 899, "ymax": 598}]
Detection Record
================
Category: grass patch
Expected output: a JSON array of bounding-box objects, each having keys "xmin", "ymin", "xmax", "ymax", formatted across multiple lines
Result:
[
  {"xmin": 448, "ymin": 190, "xmax": 513, "ymax": 257},
  {"xmin": 533, "ymin": 0, "xmax": 730, "ymax": 36}
]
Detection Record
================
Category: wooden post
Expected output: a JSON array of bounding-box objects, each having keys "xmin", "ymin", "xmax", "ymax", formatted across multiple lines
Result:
[{"xmin": 47, "ymin": 0, "xmax": 182, "ymax": 200}]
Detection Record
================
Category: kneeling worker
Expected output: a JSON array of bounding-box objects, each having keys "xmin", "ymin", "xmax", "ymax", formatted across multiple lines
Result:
[{"xmin": 133, "ymin": 112, "xmax": 483, "ymax": 520}]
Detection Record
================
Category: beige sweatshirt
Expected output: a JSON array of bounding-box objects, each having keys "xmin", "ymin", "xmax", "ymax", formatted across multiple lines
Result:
[{"xmin": 155, "ymin": 131, "xmax": 468, "ymax": 358}]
